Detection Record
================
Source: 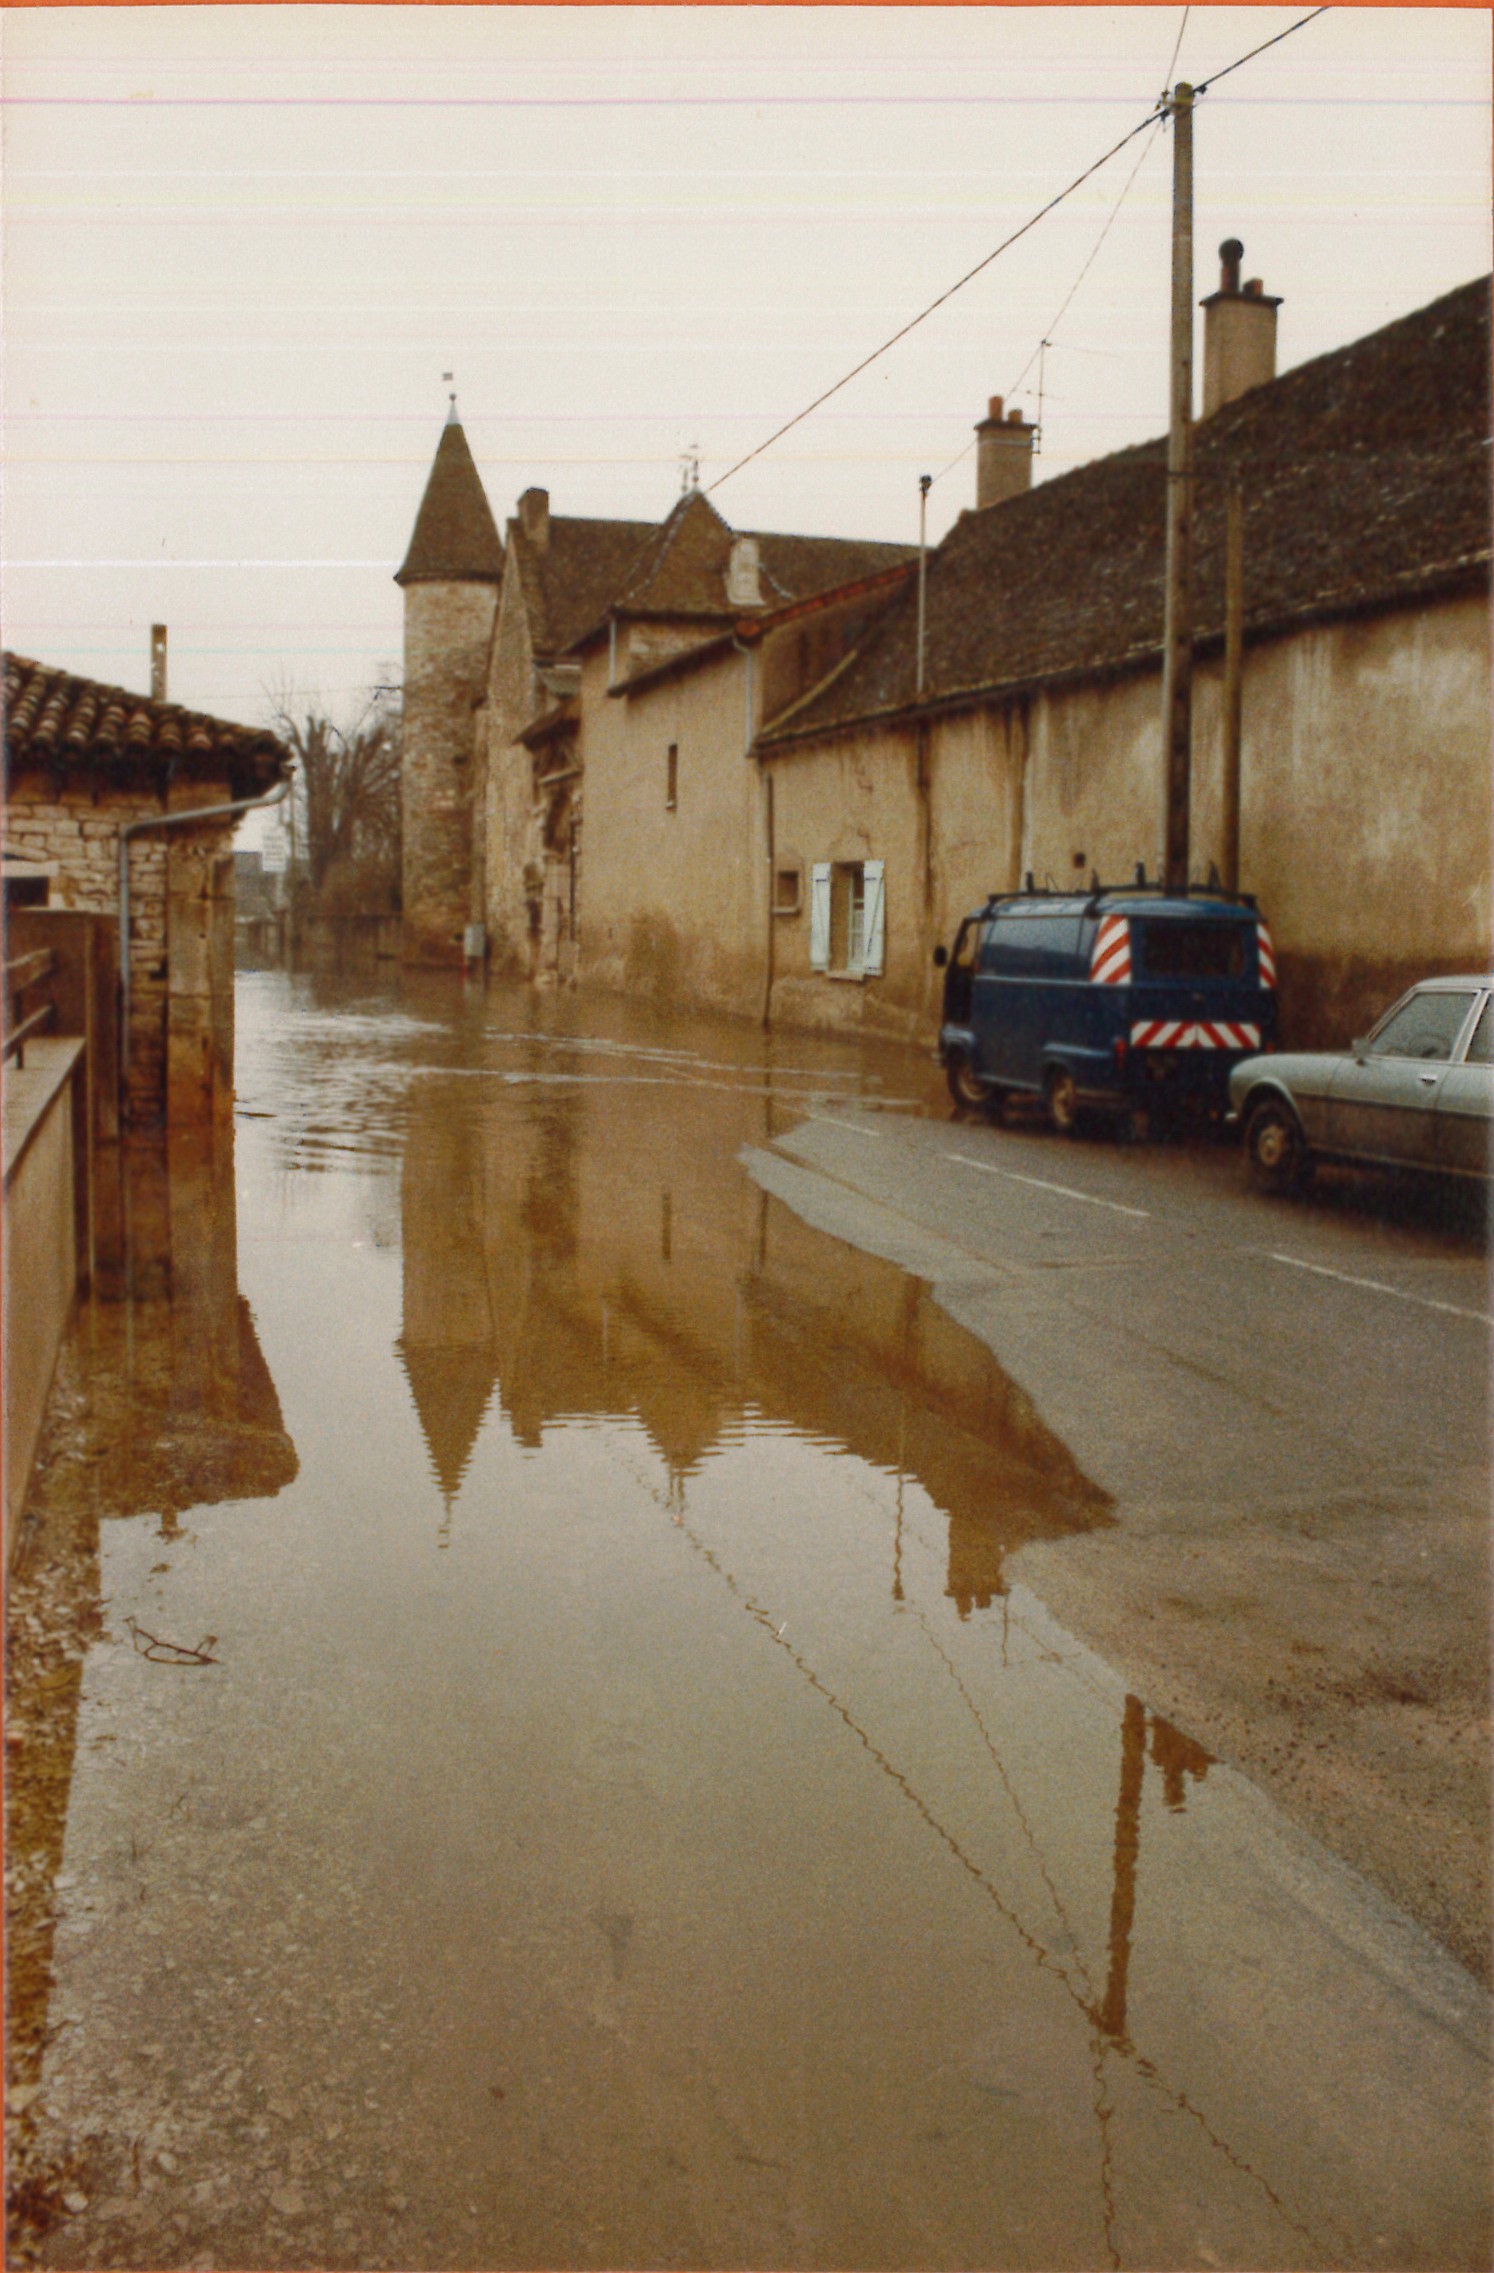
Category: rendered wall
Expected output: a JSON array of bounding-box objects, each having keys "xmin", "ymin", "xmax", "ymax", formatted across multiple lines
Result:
[
  {"xmin": 577, "ymin": 644, "xmax": 769, "ymax": 1017},
  {"xmin": 401, "ymin": 580, "xmax": 497, "ymax": 964},
  {"xmin": 764, "ymin": 589, "xmax": 1490, "ymax": 1049}
]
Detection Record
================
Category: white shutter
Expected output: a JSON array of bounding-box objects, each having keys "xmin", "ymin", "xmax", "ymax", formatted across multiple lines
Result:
[
  {"xmin": 862, "ymin": 860, "xmax": 885, "ymax": 975},
  {"xmin": 809, "ymin": 863, "xmax": 831, "ymax": 970}
]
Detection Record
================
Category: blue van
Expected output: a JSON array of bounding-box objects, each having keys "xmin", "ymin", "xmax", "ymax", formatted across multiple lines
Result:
[{"xmin": 935, "ymin": 881, "xmax": 1279, "ymax": 1130}]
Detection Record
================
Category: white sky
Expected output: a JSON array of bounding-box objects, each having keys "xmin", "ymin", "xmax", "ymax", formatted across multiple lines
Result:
[{"xmin": 2, "ymin": 4, "xmax": 1489, "ymax": 772}]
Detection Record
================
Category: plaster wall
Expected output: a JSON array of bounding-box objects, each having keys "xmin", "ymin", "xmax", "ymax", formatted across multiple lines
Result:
[
  {"xmin": 578, "ymin": 645, "xmax": 767, "ymax": 1016},
  {"xmin": 402, "ymin": 579, "xmax": 497, "ymax": 964}
]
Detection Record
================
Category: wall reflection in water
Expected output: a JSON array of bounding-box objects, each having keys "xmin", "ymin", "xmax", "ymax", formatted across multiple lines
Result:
[{"xmin": 398, "ymin": 1061, "xmax": 1110, "ymax": 1600}]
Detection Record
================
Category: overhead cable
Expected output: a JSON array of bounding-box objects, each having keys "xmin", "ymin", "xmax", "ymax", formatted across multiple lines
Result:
[{"xmin": 707, "ymin": 5, "xmax": 1329, "ymax": 497}]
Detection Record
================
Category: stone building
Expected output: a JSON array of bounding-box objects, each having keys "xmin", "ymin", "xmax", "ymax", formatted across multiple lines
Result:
[
  {"xmin": 754, "ymin": 268, "xmax": 1492, "ymax": 1047},
  {"xmin": 393, "ymin": 423, "xmax": 912, "ymax": 979},
  {"xmin": 395, "ymin": 407, "xmax": 505, "ymax": 965},
  {"xmin": 572, "ymin": 264, "xmax": 1489, "ymax": 1048},
  {"xmin": 2, "ymin": 653, "xmax": 290, "ymax": 1127}
]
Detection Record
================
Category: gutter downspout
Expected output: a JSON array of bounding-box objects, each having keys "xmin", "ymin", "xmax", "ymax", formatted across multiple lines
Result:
[{"xmin": 118, "ymin": 772, "xmax": 292, "ymax": 1129}]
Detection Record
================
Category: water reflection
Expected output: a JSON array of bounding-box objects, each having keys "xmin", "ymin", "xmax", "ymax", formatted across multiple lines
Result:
[
  {"xmin": 10, "ymin": 973, "xmax": 1489, "ymax": 2273},
  {"xmin": 398, "ymin": 1057, "xmax": 1111, "ymax": 1605}
]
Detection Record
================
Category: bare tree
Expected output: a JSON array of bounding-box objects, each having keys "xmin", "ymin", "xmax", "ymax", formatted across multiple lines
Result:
[{"xmin": 267, "ymin": 684, "xmax": 402, "ymax": 914}]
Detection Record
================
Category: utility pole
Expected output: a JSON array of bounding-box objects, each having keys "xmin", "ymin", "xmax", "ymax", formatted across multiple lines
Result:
[
  {"xmin": 916, "ymin": 473, "xmax": 932, "ymax": 698},
  {"xmin": 1160, "ymin": 83, "xmax": 1195, "ymax": 894},
  {"xmin": 1221, "ymin": 482, "xmax": 1245, "ymax": 893}
]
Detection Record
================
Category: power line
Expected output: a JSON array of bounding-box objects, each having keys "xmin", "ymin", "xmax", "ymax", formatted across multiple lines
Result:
[
  {"xmin": 706, "ymin": 107, "xmax": 1163, "ymax": 495},
  {"xmin": 707, "ymin": 6, "xmax": 1329, "ymax": 499}
]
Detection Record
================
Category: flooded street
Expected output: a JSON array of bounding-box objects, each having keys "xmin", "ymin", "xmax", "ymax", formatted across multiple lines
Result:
[{"xmin": 7, "ymin": 969, "xmax": 1490, "ymax": 2271}]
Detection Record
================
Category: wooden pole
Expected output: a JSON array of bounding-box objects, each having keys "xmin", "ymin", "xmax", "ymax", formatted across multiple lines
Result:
[
  {"xmin": 1160, "ymin": 84, "xmax": 1195, "ymax": 894},
  {"xmin": 1221, "ymin": 482, "xmax": 1244, "ymax": 893}
]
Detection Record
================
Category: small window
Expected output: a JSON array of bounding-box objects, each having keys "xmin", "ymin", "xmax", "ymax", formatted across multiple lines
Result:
[
  {"xmin": 1370, "ymin": 988, "xmax": 1478, "ymax": 1062},
  {"xmin": 665, "ymin": 743, "xmax": 678, "ymax": 811},
  {"xmin": 810, "ymin": 860, "xmax": 884, "ymax": 975},
  {"xmin": 773, "ymin": 866, "xmax": 802, "ymax": 916}
]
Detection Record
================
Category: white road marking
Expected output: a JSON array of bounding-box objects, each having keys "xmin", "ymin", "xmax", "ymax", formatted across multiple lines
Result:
[
  {"xmin": 1264, "ymin": 1251, "xmax": 1492, "ymax": 1325},
  {"xmin": 807, "ymin": 1115, "xmax": 883, "ymax": 1138},
  {"xmin": 944, "ymin": 1153, "xmax": 1150, "ymax": 1220}
]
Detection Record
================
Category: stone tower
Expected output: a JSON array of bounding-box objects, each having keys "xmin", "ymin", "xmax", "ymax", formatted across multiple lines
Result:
[{"xmin": 395, "ymin": 408, "xmax": 504, "ymax": 964}]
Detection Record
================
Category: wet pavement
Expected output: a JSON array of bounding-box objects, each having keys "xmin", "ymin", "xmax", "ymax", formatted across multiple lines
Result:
[{"xmin": 6, "ymin": 968, "xmax": 1491, "ymax": 2270}]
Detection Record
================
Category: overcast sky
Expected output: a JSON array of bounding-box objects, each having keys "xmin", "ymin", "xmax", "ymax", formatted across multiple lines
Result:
[{"xmin": 2, "ymin": 3, "xmax": 1489, "ymax": 767}]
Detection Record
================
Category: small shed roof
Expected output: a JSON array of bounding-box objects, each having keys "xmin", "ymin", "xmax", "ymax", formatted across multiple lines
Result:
[{"xmin": 3, "ymin": 652, "xmax": 291, "ymax": 800}]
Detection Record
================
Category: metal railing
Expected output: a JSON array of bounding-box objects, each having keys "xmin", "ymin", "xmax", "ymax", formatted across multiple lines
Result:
[{"xmin": 2, "ymin": 947, "xmax": 57, "ymax": 1069}]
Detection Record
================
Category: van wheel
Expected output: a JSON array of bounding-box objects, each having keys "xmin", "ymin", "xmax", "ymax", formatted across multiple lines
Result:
[
  {"xmin": 1046, "ymin": 1067, "xmax": 1081, "ymax": 1136},
  {"xmin": 946, "ymin": 1052, "xmax": 988, "ymax": 1112},
  {"xmin": 1245, "ymin": 1098, "xmax": 1310, "ymax": 1194}
]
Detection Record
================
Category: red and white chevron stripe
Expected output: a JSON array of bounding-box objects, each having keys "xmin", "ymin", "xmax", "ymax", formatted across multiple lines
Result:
[
  {"xmin": 1256, "ymin": 920, "xmax": 1277, "ymax": 988},
  {"xmin": 1090, "ymin": 915, "xmax": 1132, "ymax": 984},
  {"xmin": 1130, "ymin": 1021, "xmax": 1262, "ymax": 1051}
]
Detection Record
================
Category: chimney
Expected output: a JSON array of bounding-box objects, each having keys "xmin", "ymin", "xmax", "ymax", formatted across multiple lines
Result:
[
  {"xmin": 726, "ymin": 534, "xmax": 763, "ymax": 609},
  {"xmin": 150, "ymin": 624, "xmax": 168, "ymax": 702},
  {"xmin": 518, "ymin": 486, "xmax": 550, "ymax": 551},
  {"xmin": 975, "ymin": 395, "xmax": 1036, "ymax": 511},
  {"xmin": 1200, "ymin": 238, "xmax": 1282, "ymax": 418}
]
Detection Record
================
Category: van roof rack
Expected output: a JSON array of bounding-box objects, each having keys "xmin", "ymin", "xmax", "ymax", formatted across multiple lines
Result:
[{"xmin": 982, "ymin": 878, "xmax": 1259, "ymax": 914}]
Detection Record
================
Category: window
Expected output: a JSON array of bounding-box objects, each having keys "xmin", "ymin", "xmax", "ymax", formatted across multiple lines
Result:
[
  {"xmin": 809, "ymin": 860, "xmax": 884, "ymax": 977},
  {"xmin": 1369, "ymin": 989, "xmax": 1478, "ymax": 1062},
  {"xmin": 1137, "ymin": 919, "xmax": 1248, "ymax": 981},
  {"xmin": 665, "ymin": 743, "xmax": 678, "ymax": 810},
  {"xmin": 773, "ymin": 866, "xmax": 802, "ymax": 916},
  {"xmin": 1464, "ymin": 999, "xmax": 1493, "ymax": 1065}
]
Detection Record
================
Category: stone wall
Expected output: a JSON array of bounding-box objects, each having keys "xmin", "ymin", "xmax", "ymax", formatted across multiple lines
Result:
[
  {"xmin": 4, "ymin": 782, "xmax": 237, "ymax": 1128},
  {"xmin": 402, "ymin": 580, "xmax": 498, "ymax": 964}
]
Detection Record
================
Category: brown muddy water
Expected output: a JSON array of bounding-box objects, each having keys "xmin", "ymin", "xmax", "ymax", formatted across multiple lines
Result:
[{"xmin": 6, "ymin": 969, "xmax": 1490, "ymax": 2271}]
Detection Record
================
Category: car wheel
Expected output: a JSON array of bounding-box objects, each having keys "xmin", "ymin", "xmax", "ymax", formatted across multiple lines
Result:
[
  {"xmin": 946, "ymin": 1051, "xmax": 988, "ymax": 1112},
  {"xmin": 1046, "ymin": 1066, "xmax": 1081, "ymax": 1136},
  {"xmin": 1245, "ymin": 1097, "xmax": 1311, "ymax": 1194}
]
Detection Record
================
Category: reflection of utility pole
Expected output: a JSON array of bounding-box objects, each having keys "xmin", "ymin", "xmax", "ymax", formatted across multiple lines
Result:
[
  {"xmin": 1098, "ymin": 1694, "xmax": 1147, "ymax": 2043},
  {"xmin": 1160, "ymin": 83, "xmax": 1195, "ymax": 894}
]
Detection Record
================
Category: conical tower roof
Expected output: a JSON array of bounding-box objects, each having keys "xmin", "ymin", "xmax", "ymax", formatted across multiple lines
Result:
[{"xmin": 395, "ymin": 414, "xmax": 504, "ymax": 586}]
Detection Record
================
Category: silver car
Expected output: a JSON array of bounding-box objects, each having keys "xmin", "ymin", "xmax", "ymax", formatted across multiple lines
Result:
[{"xmin": 1229, "ymin": 976, "xmax": 1494, "ymax": 1193}]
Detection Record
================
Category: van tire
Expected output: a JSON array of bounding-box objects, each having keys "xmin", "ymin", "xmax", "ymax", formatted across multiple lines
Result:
[
  {"xmin": 946, "ymin": 1052, "xmax": 988, "ymax": 1112},
  {"xmin": 1245, "ymin": 1097, "xmax": 1310, "ymax": 1194},
  {"xmin": 1045, "ymin": 1067, "xmax": 1081, "ymax": 1136}
]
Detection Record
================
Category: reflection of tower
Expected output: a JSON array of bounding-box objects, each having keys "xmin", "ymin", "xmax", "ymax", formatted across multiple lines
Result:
[
  {"xmin": 1096, "ymin": 1698, "xmax": 1214, "ymax": 2046},
  {"xmin": 398, "ymin": 1086, "xmax": 499, "ymax": 1525}
]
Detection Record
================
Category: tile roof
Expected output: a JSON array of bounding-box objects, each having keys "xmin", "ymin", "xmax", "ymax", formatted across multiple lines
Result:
[
  {"xmin": 564, "ymin": 489, "xmax": 914, "ymax": 650},
  {"xmin": 508, "ymin": 514, "xmax": 660, "ymax": 661},
  {"xmin": 761, "ymin": 276, "xmax": 1492, "ymax": 747},
  {"xmin": 395, "ymin": 416, "xmax": 505, "ymax": 586},
  {"xmin": 3, "ymin": 652, "xmax": 291, "ymax": 798}
]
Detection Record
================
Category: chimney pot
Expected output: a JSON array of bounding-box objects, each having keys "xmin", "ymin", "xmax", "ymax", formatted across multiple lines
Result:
[
  {"xmin": 150, "ymin": 624, "xmax": 168, "ymax": 704},
  {"xmin": 518, "ymin": 486, "xmax": 550, "ymax": 551},
  {"xmin": 1219, "ymin": 238, "xmax": 1244, "ymax": 293},
  {"xmin": 1244, "ymin": 278, "xmax": 1263, "ymax": 299},
  {"xmin": 1006, "ymin": 408, "xmax": 1025, "ymax": 426},
  {"xmin": 987, "ymin": 395, "xmax": 1004, "ymax": 421}
]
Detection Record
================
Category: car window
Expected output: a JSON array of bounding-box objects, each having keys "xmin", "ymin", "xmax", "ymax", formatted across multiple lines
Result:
[
  {"xmin": 1462, "ymin": 998, "xmax": 1493, "ymax": 1066},
  {"xmin": 1136, "ymin": 919, "xmax": 1249, "ymax": 981},
  {"xmin": 1369, "ymin": 990, "xmax": 1478, "ymax": 1062},
  {"xmin": 982, "ymin": 914, "xmax": 1082, "ymax": 973}
]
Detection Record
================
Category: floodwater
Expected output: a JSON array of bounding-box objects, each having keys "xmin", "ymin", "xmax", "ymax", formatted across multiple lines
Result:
[{"xmin": 7, "ymin": 968, "xmax": 1490, "ymax": 2271}]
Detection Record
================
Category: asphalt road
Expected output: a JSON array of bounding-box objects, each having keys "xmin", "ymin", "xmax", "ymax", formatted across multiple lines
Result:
[{"xmin": 747, "ymin": 1097, "xmax": 1492, "ymax": 1981}]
